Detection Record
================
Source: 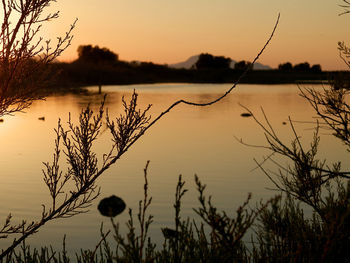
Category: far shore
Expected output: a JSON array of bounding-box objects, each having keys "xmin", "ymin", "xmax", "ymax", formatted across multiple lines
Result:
[{"xmin": 48, "ymin": 62, "xmax": 348, "ymax": 91}]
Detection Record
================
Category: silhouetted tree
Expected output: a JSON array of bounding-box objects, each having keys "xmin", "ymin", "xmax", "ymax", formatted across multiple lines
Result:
[
  {"xmin": 246, "ymin": 4, "xmax": 350, "ymax": 261},
  {"xmin": 195, "ymin": 53, "xmax": 231, "ymax": 69},
  {"xmin": 0, "ymin": 0, "xmax": 76, "ymax": 116},
  {"xmin": 234, "ymin": 60, "xmax": 252, "ymax": 71},
  {"xmin": 293, "ymin": 62, "xmax": 310, "ymax": 71},
  {"xmin": 77, "ymin": 45, "xmax": 118, "ymax": 64},
  {"xmin": 311, "ymin": 64, "xmax": 322, "ymax": 72},
  {"xmin": 278, "ymin": 62, "xmax": 321, "ymax": 72},
  {"xmin": 278, "ymin": 62, "xmax": 293, "ymax": 71},
  {"xmin": 0, "ymin": 7, "xmax": 280, "ymax": 259}
]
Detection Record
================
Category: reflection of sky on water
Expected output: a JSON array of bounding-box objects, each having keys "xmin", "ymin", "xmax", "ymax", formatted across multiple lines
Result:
[{"xmin": 0, "ymin": 83, "xmax": 346, "ymax": 255}]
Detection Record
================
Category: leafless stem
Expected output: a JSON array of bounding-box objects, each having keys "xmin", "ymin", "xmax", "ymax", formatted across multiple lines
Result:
[{"xmin": 0, "ymin": 12, "xmax": 280, "ymax": 259}]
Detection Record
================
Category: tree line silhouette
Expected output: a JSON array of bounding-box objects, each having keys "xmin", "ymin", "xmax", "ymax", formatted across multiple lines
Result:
[
  {"xmin": 46, "ymin": 45, "xmax": 345, "ymax": 89},
  {"xmin": 278, "ymin": 62, "xmax": 322, "ymax": 72},
  {"xmin": 2, "ymin": 1, "xmax": 350, "ymax": 260}
]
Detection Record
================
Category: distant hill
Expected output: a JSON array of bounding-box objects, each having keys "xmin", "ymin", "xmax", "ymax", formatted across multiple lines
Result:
[
  {"xmin": 169, "ymin": 55, "xmax": 200, "ymax": 69},
  {"xmin": 250, "ymin": 62, "xmax": 272, "ymax": 70},
  {"xmin": 169, "ymin": 54, "xmax": 272, "ymax": 70}
]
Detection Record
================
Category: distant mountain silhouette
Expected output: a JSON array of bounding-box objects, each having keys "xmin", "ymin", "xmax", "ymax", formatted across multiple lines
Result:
[
  {"xmin": 169, "ymin": 55, "xmax": 201, "ymax": 69},
  {"xmin": 249, "ymin": 62, "xmax": 272, "ymax": 70},
  {"xmin": 169, "ymin": 54, "xmax": 272, "ymax": 70}
]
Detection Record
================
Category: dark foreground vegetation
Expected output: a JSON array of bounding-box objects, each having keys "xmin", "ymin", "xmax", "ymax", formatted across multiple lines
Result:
[{"xmin": 1, "ymin": 0, "xmax": 350, "ymax": 262}]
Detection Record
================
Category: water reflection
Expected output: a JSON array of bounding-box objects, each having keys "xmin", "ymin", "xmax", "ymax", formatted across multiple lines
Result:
[{"xmin": 0, "ymin": 83, "xmax": 346, "ymax": 254}]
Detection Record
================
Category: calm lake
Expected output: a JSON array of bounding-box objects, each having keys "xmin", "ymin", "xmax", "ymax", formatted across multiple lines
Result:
[{"xmin": 0, "ymin": 83, "xmax": 348, "ymax": 254}]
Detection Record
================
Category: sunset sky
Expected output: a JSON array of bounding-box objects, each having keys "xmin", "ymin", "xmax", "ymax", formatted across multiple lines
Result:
[{"xmin": 44, "ymin": 0, "xmax": 350, "ymax": 70}]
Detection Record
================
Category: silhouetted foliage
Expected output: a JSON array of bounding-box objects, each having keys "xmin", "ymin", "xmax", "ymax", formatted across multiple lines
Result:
[
  {"xmin": 77, "ymin": 45, "xmax": 118, "ymax": 64},
  {"xmin": 293, "ymin": 62, "xmax": 310, "ymax": 71},
  {"xmin": 338, "ymin": 41, "xmax": 350, "ymax": 68},
  {"xmin": 240, "ymin": 81, "xmax": 350, "ymax": 261},
  {"xmin": 194, "ymin": 53, "xmax": 231, "ymax": 70},
  {"xmin": 311, "ymin": 64, "xmax": 322, "ymax": 72},
  {"xmin": 0, "ymin": 0, "xmax": 76, "ymax": 116},
  {"xmin": 3, "ymin": 2, "xmax": 350, "ymax": 261},
  {"xmin": 278, "ymin": 62, "xmax": 293, "ymax": 71},
  {"xmin": 12, "ymin": 7, "xmax": 350, "ymax": 261},
  {"xmin": 234, "ymin": 60, "xmax": 252, "ymax": 71},
  {"xmin": 340, "ymin": 0, "xmax": 350, "ymax": 15},
  {"xmin": 330, "ymin": 71, "xmax": 350, "ymax": 90},
  {"xmin": 278, "ymin": 62, "xmax": 322, "ymax": 73}
]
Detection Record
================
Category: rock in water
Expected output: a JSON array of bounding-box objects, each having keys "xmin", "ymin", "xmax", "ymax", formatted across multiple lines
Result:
[
  {"xmin": 240, "ymin": 112, "xmax": 252, "ymax": 117},
  {"xmin": 98, "ymin": 195, "xmax": 126, "ymax": 217}
]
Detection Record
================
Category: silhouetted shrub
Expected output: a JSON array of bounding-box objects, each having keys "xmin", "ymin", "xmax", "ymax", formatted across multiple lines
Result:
[
  {"xmin": 311, "ymin": 64, "xmax": 322, "ymax": 72},
  {"xmin": 278, "ymin": 62, "xmax": 293, "ymax": 71},
  {"xmin": 234, "ymin": 60, "xmax": 252, "ymax": 71},
  {"xmin": 195, "ymin": 53, "xmax": 231, "ymax": 70},
  {"xmin": 77, "ymin": 45, "xmax": 118, "ymax": 64}
]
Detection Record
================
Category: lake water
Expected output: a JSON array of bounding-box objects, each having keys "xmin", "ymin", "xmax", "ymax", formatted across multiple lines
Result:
[{"xmin": 0, "ymin": 83, "xmax": 347, "ymax": 255}]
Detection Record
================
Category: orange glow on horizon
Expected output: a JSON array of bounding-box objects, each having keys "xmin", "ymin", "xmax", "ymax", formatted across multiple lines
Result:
[{"xmin": 43, "ymin": 0, "xmax": 350, "ymax": 71}]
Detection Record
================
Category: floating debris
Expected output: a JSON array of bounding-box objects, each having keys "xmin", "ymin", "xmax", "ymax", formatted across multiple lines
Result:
[
  {"xmin": 98, "ymin": 195, "xmax": 126, "ymax": 217},
  {"xmin": 0, "ymin": 119, "xmax": 4, "ymax": 122},
  {"xmin": 282, "ymin": 121, "xmax": 287, "ymax": 125},
  {"xmin": 38, "ymin": 116, "xmax": 45, "ymax": 121},
  {"xmin": 240, "ymin": 112, "xmax": 252, "ymax": 117}
]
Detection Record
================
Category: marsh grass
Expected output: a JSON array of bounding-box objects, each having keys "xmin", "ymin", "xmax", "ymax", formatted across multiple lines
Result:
[
  {"xmin": 4, "ymin": 154, "xmax": 350, "ymax": 262},
  {"xmin": 3, "ymin": 2, "xmax": 350, "ymax": 261}
]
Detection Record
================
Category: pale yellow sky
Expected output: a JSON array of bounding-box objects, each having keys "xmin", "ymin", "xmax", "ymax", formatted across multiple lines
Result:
[{"xmin": 43, "ymin": 0, "xmax": 350, "ymax": 70}]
